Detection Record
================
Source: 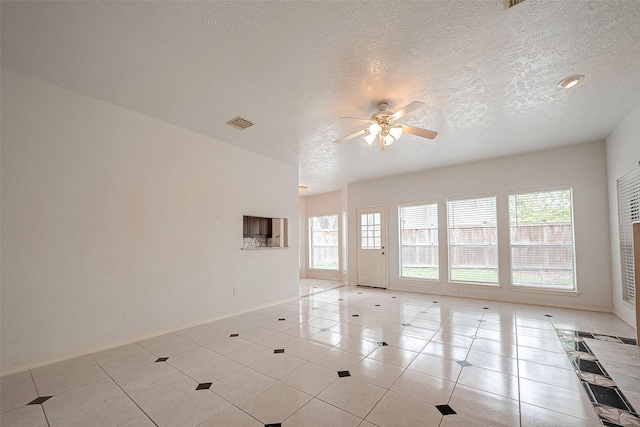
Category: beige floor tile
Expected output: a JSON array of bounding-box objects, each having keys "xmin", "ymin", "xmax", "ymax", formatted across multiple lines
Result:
[
  {"xmin": 0, "ymin": 383, "xmax": 37, "ymax": 413},
  {"xmin": 335, "ymin": 337, "xmax": 379, "ymax": 357},
  {"xmin": 209, "ymin": 367, "xmax": 274, "ymax": 403},
  {"xmin": 367, "ymin": 346, "xmax": 417, "ymax": 368},
  {"xmin": 439, "ymin": 414, "xmax": 492, "ymax": 426},
  {"xmin": 279, "ymin": 362, "xmax": 338, "ymax": 395},
  {"xmin": 250, "ymin": 353, "xmax": 306, "ymax": 379},
  {"xmin": 308, "ymin": 330, "xmax": 346, "ymax": 346},
  {"xmin": 520, "ymin": 402, "xmax": 602, "ymax": 427},
  {"xmin": 224, "ymin": 343, "xmax": 274, "ymax": 365},
  {"xmin": 183, "ymin": 356, "xmax": 243, "ymax": 383},
  {"xmin": 35, "ymin": 365, "xmax": 108, "ymax": 396},
  {"xmin": 48, "ymin": 394, "xmax": 143, "ymax": 427},
  {"xmin": 312, "ymin": 348, "xmax": 364, "ymax": 371},
  {"xmin": 517, "ymin": 335, "xmax": 566, "ymax": 353},
  {"xmin": 204, "ymin": 337, "xmax": 252, "ymax": 355},
  {"xmin": 112, "ymin": 361, "xmax": 178, "ymax": 392},
  {"xmin": 257, "ymin": 332, "xmax": 301, "ymax": 349},
  {"xmin": 166, "ymin": 347, "xmax": 219, "ymax": 371},
  {"xmin": 284, "ymin": 340, "xmax": 331, "ymax": 361},
  {"xmin": 198, "ymin": 405, "xmax": 262, "ymax": 427},
  {"xmin": 91, "ymin": 344, "xmax": 148, "ymax": 364},
  {"xmin": 349, "ymin": 358, "xmax": 404, "ymax": 389},
  {"xmin": 128, "ymin": 372, "xmax": 197, "ymax": 412},
  {"xmin": 422, "ymin": 341, "xmax": 470, "ymax": 361},
  {"xmin": 283, "ymin": 398, "xmax": 361, "ymax": 427},
  {"xmin": 148, "ymin": 390, "xmax": 230, "ymax": 427},
  {"xmin": 31, "ymin": 356, "xmax": 97, "ymax": 383},
  {"xmin": 317, "ymin": 377, "xmax": 386, "ymax": 418},
  {"xmin": 517, "ymin": 346, "xmax": 573, "ymax": 369},
  {"xmin": 0, "ymin": 404, "xmax": 47, "ymax": 427},
  {"xmin": 175, "ymin": 325, "xmax": 225, "ymax": 343},
  {"xmin": 96, "ymin": 347, "xmax": 157, "ymax": 376},
  {"xmin": 138, "ymin": 333, "xmax": 199, "ymax": 357},
  {"xmin": 239, "ymin": 327, "xmax": 279, "ymax": 342},
  {"xmin": 384, "ymin": 334, "xmax": 428, "ymax": 353},
  {"xmin": 448, "ymin": 384, "xmax": 520, "ymax": 427},
  {"xmin": 366, "ymin": 390, "xmax": 443, "ymax": 427},
  {"xmin": 42, "ymin": 378, "xmax": 123, "ymax": 421},
  {"xmin": 407, "ymin": 353, "xmax": 462, "ymax": 382},
  {"xmin": 457, "ymin": 366, "xmax": 519, "ymax": 400},
  {"xmin": 121, "ymin": 415, "xmax": 157, "ymax": 427},
  {"xmin": 465, "ymin": 350, "xmax": 518, "ymax": 376},
  {"xmin": 390, "ymin": 369, "xmax": 455, "ymax": 404},
  {"xmin": 236, "ymin": 382, "xmax": 312, "ymax": 424},
  {"xmin": 470, "ymin": 339, "xmax": 517, "ymax": 358},
  {"xmin": 1, "ymin": 371, "xmax": 35, "ymax": 394},
  {"xmin": 519, "ymin": 378, "xmax": 601, "ymax": 422},
  {"xmin": 518, "ymin": 359, "xmax": 582, "ymax": 391},
  {"xmin": 473, "ymin": 328, "xmax": 516, "ymax": 343}
]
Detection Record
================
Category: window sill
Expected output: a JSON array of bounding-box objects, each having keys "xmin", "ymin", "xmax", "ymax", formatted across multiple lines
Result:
[
  {"xmin": 509, "ymin": 286, "xmax": 580, "ymax": 296},
  {"xmin": 449, "ymin": 281, "xmax": 500, "ymax": 290},
  {"xmin": 398, "ymin": 277, "xmax": 441, "ymax": 284},
  {"xmin": 309, "ymin": 268, "xmax": 340, "ymax": 271}
]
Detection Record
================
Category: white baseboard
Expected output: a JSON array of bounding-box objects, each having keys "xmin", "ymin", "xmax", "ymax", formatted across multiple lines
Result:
[{"xmin": 0, "ymin": 295, "xmax": 299, "ymax": 377}]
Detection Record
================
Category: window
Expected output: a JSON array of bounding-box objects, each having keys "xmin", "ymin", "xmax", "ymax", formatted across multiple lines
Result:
[
  {"xmin": 448, "ymin": 196, "xmax": 498, "ymax": 284},
  {"xmin": 399, "ymin": 203, "xmax": 438, "ymax": 280},
  {"xmin": 509, "ymin": 189, "xmax": 575, "ymax": 290},
  {"xmin": 618, "ymin": 167, "xmax": 640, "ymax": 303},
  {"xmin": 360, "ymin": 212, "xmax": 382, "ymax": 249},
  {"xmin": 309, "ymin": 215, "xmax": 339, "ymax": 270}
]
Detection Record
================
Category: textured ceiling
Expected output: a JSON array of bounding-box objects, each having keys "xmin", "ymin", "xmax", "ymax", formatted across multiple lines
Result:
[{"xmin": 3, "ymin": 1, "xmax": 640, "ymax": 195}]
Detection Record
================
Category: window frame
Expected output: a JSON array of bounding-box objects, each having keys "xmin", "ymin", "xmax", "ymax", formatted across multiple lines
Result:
[
  {"xmin": 617, "ymin": 167, "xmax": 639, "ymax": 303},
  {"xmin": 508, "ymin": 187, "xmax": 577, "ymax": 292},
  {"xmin": 398, "ymin": 201, "xmax": 440, "ymax": 282},
  {"xmin": 309, "ymin": 214, "xmax": 339, "ymax": 271},
  {"xmin": 447, "ymin": 194, "xmax": 499, "ymax": 286}
]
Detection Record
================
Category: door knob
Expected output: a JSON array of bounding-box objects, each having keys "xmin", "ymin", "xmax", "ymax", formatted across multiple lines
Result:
[{"xmin": 381, "ymin": 252, "xmax": 385, "ymax": 255}]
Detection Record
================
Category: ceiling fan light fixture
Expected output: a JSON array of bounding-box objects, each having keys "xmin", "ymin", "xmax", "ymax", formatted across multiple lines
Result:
[
  {"xmin": 383, "ymin": 134, "xmax": 395, "ymax": 146},
  {"xmin": 389, "ymin": 125, "xmax": 403, "ymax": 140},
  {"xmin": 368, "ymin": 122, "xmax": 382, "ymax": 136},
  {"xmin": 364, "ymin": 132, "xmax": 377, "ymax": 145},
  {"xmin": 557, "ymin": 75, "xmax": 584, "ymax": 89}
]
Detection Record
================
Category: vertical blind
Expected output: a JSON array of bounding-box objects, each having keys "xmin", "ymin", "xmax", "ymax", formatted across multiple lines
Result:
[
  {"xmin": 399, "ymin": 203, "xmax": 439, "ymax": 280},
  {"xmin": 618, "ymin": 167, "xmax": 639, "ymax": 303},
  {"xmin": 447, "ymin": 196, "xmax": 498, "ymax": 284},
  {"xmin": 509, "ymin": 189, "xmax": 575, "ymax": 289}
]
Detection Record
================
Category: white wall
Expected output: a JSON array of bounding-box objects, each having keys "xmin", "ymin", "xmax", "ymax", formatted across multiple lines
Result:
[
  {"xmin": 299, "ymin": 191, "xmax": 343, "ymax": 280},
  {"xmin": 347, "ymin": 142, "xmax": 613, "ymax": 311},
  {"xmin": 0, "ymin": 69, "xmax": 300, "ymax": 374},
  {"xmin": 606, "ymin": 100, "xmax": 640, "ymax": 327}
]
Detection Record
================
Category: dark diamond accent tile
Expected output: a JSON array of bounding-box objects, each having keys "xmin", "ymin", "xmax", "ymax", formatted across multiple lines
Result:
[
  {"xmin": 230, "ymin": 334, "xmax": 239, "ymax": 337},
  {"xmin": 196, "ymin": 383, "xmax": 212, "ymax": 390},
  {"xmin": 578, "ymin": 331, "xmax": 595, "ymax": 339},
  {"xmin": 433, "ymin": 301, "xmax": 439, "ymax": 303},
  {"xmin": 377, "ymin": 342, "xmax": 388, "ymax": 346},
  {"xmin": 155, "ymin": 357, "xmax": 169, "ymax": 362},
  {"xmin": 28, "ymin": 396, "xmax": 52, "ymax": 405},
  {"xmin": 278, "ymin": 318, "xmax": 286, "ymax": 321},
  {"xmin": 601, "ymin": 420, "xmax": 622, "ymax": 427},
  {"xmin": 321, "ymin": 328, "xmax": 328, "ymax": 331},
  {"xmin": 337, "ymin": 370, "xmax": 351, "ymax": 378},
  {"xmin": 392, "ymin": 296, "xmax": 397, "ymax": 298},
  {"xmin": 620, "ymin": 337, "xmax": 637, "ymax": 345},
  {"xmin": 584, "ymin": 383, "xmax": 635, "ymax": 413},
  {"xmin": 482, "ymin": 307, "xmax": 489, "ymax": 310},
  {"xmin": 544, "ymin": 314, "xmax": 553, "ymax": 317},
  {"xmin": 357, "ymin": 292, "xmax": 363, "ymax": 294},
  {"xmin": 374, "ymin": 304, "xmax": 381, "ymax": 307},
  {"xmin": 575, "ymin": 359, "xmax": 608, "ymax": 377},
  {"xmin": 456, "ymin": 360, "xmax": 473, "ymax": 367},
  {"xmin": 577, "ymin": 342, "xmax": 592, "ymax": 353},
  {"xmin": 402, "ymin": 323, "xmax": 411, "ymax": 326},
  {"xmin": 436, "ymin": 404, "xmax": 457, "ymax": 415},
  {"xmin": 312, "ymin": 307, "xmax": 319, "ymax": 310},
  {"xmin": 274, "ymin": 349, "xmax": 285, "ymax": 354},
  {"xmin": 338, "ymin": 299, "xmax": 343, "ymax": 301},
  {"xmin": 265, "ymin": 424, "xmax": 282, "ymax": 427},
  {"xmin": 352, "ymin": 314, "xmax": 359, "ymax": 317}
]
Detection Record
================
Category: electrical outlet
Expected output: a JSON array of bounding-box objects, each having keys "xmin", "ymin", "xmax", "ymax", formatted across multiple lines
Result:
[{"xmin": 233, "ymin": 287, "xmax": 239, "ymax": 295}]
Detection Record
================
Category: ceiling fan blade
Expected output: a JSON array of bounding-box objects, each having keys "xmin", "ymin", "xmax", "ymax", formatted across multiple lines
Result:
[
  {"xmin": 335, "ymin": 128, "xmax": 368, "ymax": 144},
  {"xmin": 339, "ymin": 116, "xmax": 372, "ymax": 123},
  {"xmin": 389, "ymin": 101, "xmax": 426, "ymax": 121},
  {"xmin": 401, "ymin": 125, "xmax": 438, "ymax": 140}
]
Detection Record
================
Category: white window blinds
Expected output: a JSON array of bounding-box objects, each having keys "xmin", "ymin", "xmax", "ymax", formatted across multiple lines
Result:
[
  {"xmin": 310, "ymin": 215, "xmax": 339, "ymax": 270},
  {"xmin": 400, "ymin": 203, "xmax": 438, "ymax": 280},
  {"xmin": 448, "ymin": 196, "xmax": 498, "ymax": 284},
  {"xmin": 509, "ymin": 189, "xmax": 575, "ymax": 290},
  {"xmin": 617, "ymin": 167, "xmax": 640, "ymax": 303}
]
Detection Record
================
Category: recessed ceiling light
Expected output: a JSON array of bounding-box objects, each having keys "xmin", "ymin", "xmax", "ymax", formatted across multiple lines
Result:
[
  {"xmin": 557, "ymin": 75, "xmax": 584, "ymax": 89},
  {"xmin": 298, "ymin": 185, "xmax": 308, "ymax": 190}
]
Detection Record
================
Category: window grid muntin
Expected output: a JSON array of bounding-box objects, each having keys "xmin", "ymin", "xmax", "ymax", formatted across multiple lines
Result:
[
  {"xmin": 508, "ymin": 188, "xmax": 576, "ymax": 290},
  {"xmin": 399, "ymin": 202, "xmax": 439, "ymax": 280},
  {"xmin": 361, "ymin": 212, "xmax": 382, "ymax": 250},
  {"xmin": 447, "ymin": 195, "xmax": 498, "ymax": 284}
]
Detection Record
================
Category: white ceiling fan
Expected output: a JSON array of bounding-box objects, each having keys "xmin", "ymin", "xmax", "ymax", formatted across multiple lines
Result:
[{"xmin": 335, "ymin": 101, "xmax": 438, "ymax": 149}]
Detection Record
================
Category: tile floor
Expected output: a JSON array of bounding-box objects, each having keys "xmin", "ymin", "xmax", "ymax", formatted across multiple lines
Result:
[{"xmin": 2, "ymin": 279, "xmax": 639, "ymax": 427}]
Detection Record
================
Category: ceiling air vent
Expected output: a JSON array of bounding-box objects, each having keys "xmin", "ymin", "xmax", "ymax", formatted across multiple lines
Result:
[
  {"xmin": 226, "ymin": 117, "xmax": 254, "ymax": 130},
  {"xmin": 504, "ymin": 0, "xmax": 525, "ymax": 9}
]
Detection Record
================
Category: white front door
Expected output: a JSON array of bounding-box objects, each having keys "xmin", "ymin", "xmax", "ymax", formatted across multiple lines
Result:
[{"xmin": 356, "ymin": 206, "xmax": 387, "ymax": 288}]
